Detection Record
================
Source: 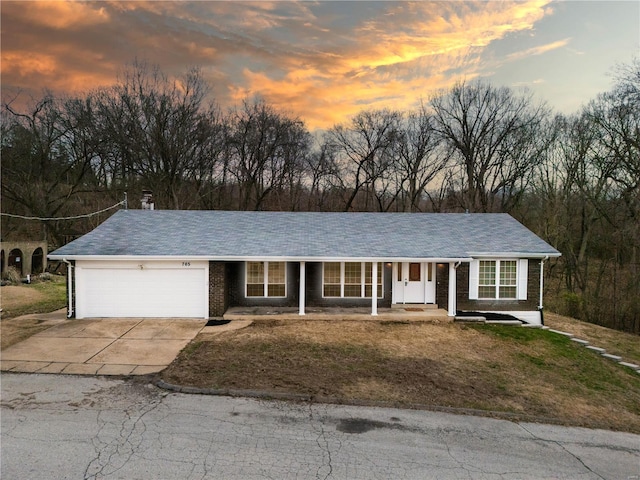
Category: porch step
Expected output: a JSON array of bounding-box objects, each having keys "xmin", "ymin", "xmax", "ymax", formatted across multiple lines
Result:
[
  {"xmin": 454, "ymin": 316, "xmax": 486, "ymax": 323},
  {"xmin": 391, "ymin": 304, "xmax": 439, "ymax": 310}
]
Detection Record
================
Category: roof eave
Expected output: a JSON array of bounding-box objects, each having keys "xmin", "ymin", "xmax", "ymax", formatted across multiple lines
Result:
[
  {"xmin": 468, "ymin": 252, "xmax": 561, "ymax": 259},
  {"xmin": 48, "ymin": 254, "xmax": 474, "ymax": 263}
]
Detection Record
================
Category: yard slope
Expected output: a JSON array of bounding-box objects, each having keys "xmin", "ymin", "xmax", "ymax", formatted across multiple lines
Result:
[{"xmin": 162, "ymin": 319, "xmax": 640, "ymax": 433}]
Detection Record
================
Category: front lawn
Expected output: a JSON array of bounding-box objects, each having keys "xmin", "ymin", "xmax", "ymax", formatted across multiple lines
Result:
[
  {"xmin": 1, "ymin": 277, "xmax": 67, "ymax": 349},
  {"xmin": 0, "ymin": 276, "xmax": 67, "ymax": 320},
  {"xmin": 162, "ymin": 319, "xmax": 640, "ymax": 433}
]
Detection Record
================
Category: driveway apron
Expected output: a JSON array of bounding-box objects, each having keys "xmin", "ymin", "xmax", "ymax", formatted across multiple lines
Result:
[{"xmin": 1, "ymin": 316, "xmax": 207, "ymax": 376}]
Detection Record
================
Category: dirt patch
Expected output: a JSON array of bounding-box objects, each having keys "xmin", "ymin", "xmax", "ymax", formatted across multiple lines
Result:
[
  {"xmin": 1, "ymin": 286, "xmax": 46, "ymax": 311},
  {"xmin": 162, "ymin": 319, "xmax": 640, "ymax": 433},
  {"xmin": 0, "ymin": 279, "xmax": 66, "ymax": 320},
  {"xmin": 0, "ymin": 316, "xmax": 61, "ymax": 350}
]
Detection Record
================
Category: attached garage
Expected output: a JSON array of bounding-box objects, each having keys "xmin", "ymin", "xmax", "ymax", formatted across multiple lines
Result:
[{"xmin": 74, "ymin": 260, "xmax": 209, "ymax": 319}]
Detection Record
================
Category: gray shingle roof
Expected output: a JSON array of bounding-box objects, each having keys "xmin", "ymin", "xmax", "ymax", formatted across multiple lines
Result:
[{"xmin": 48, "ymin": 210, "xmax": 560, "ymax": 260}]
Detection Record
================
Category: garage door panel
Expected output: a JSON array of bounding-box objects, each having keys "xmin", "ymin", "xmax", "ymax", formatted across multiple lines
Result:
[{"xmin": 77, "ymin": 266, "xmax": 208, "ymax": 318}]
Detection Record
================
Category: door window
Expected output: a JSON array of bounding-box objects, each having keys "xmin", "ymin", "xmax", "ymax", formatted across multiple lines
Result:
[{"xmin": 409, "ymin": 263, "xmax": 421, "ymax": 281}]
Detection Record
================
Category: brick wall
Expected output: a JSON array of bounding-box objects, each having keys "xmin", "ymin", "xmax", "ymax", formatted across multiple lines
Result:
[
  {"xmin": 436, "ymin": 263, "xmax": 449, "ymax": 309},
  {"xmin": 456, "ymin": 260, "xmax": 540, "ymax": 312},
  {"xmin": 208, "ymin": 261, "xmax": 228, "ymax": 317},
  {"xmin": 434, "ymin": 260, "xmax": 541, "ymax": 312},
  {"xmin": 306, "ymin": 262, "xmax": 392, "ymax": 308},
  {"xmin": 227, "ymin": 262, "xmax": 298, "ymax": 308}
]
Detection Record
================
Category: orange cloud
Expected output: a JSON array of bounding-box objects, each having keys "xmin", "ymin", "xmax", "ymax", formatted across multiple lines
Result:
[
  {"xmin": 1, "ymin": 0, "xmax": 556, "ymax": 130},
  {"xmin": 506, "ymin": 38, "xmax": 572, "ymax": 61},
  {"xmin": 233, "ymin": 1, "xmax": 552, "ymax": 129},
  {"xmin": 9, "ymin": 0, "xmax": 110, "ymax": 29}
]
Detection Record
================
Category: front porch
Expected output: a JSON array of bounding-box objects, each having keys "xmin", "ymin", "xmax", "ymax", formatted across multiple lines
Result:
[
  {"xmin": 216, "ymin": 260, "xmax": 460, "ymax": 318},
  {"xmin": 223, "ymin": 305, "xmax": 451, "ymax": 322}
]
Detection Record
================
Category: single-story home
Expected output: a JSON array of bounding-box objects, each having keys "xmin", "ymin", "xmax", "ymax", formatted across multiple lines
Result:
[{"xmin": 48, "ymin": 210, "xmax": 560, "ymax": 324}]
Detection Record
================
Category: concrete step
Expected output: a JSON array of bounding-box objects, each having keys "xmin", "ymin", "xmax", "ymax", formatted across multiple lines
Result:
[
  {"xmin": 618, "ymin": 361, "xmax": 640, "ymax": 370},
  {"xmin": 570, "ymin": 338, "xmax": 590, "ymax": 346},
  {"xmin": 547, "ymin": 329, "xmax": 575, "ymax": 338},
  {"xmin": 601, "ymin": 353, "xmax": 623, "ymax": 361},
  {"xmin": 585, "ymin": 346, "xmax": 606, "ymax": 353},
  {"xmin": 485, "ymin": 320, "xmax": 523, "ymax": 326},
  {"xmin": 391, "ymin": 304, "xmax": 439, "ymax": 310},
  {"xmin": 454, "ymin": 316, "xmax": 486, "ymax": 323}
]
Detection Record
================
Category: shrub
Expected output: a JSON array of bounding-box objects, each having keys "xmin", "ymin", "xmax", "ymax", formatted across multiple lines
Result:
[
  {"xmin": 36, "ymin": 272, "xmax": 53, "ymax": 282},
  {"xmin": 1, "ymin": 267, "xmax": 21, "ymax": 285},
  {"xmin": 562, "ymin": 291, "xmax": 583, "ymax": 319}
]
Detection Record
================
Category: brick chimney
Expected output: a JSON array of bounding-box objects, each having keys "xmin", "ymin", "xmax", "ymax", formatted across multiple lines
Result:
[{"xmin": 141, "ymin": 190, "xmax": 155, "ymax": 210}]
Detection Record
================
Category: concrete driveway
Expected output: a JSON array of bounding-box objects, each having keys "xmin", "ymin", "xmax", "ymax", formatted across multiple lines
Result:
[{"xmin": 1, "ymin": 314, "xmax": 208, "ymax": 376}]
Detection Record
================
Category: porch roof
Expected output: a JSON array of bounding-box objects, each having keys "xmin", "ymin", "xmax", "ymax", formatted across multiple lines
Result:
[{"xmin": 49, "ymin": 210, "xmax": 561, "ymax": 260}]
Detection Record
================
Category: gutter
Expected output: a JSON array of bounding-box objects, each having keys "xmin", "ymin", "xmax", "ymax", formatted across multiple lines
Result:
[
  {"xmin": 47, "ymin": 254, "xmax": 474, "ymax": 263},
  {"xmin": 62, "ymin": 258, "xmax": 74, "ymax": 318}
]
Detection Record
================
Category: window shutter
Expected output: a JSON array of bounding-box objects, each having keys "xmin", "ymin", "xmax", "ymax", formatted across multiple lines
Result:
[
  {"xmin": 469, "ymin": 260, "xmax": 479, "ymax": 300},
  {"xmin": 518, "ymin": 259, "xmax": 528, "ymax": 300}
]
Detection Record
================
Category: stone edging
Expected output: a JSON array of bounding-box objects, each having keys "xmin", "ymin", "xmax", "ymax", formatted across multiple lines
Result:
[{"xmin": 542, "ymin": 327, "xmax": 640, "ymax": 375}]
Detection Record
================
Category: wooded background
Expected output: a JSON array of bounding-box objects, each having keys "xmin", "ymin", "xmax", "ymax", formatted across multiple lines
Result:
[{"xmin": 2, "ymin": 59, "xmax": 638, "ymax": 333}]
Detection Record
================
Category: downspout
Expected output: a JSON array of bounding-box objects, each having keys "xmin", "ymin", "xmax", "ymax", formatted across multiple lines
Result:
[
  {"xmin": 539, "ymin": 256, "xmax": 549, "ymax": 326},
  {"xmin": 63, "ymin": 258, "xmax": 74, "ymax": 318}
]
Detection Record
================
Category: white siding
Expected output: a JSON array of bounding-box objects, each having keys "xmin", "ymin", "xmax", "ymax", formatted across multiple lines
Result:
[
  {"xmin": 518, "ymin": 259, "xmax": 528, "ymax": 300},
  {"xmin": 468, "ymin": 259, "xmax": 479, "ymax": 300}
]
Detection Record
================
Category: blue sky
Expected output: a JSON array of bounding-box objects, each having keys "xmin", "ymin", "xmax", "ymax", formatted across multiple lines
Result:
[{"xmin": 2, "ymin": 1, "xmax": 638, "ymax": 129}]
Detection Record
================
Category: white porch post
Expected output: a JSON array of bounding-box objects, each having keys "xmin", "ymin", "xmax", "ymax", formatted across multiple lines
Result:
[
  {"xmin": 448, "ymin": 262, "xmax": 457, "ymax": 316},
  {"xmin": 539, "ymin": 258, "xmax": 545, "ymax": 310},
  {"xmin": 299, "ymin": 261, "xmax": 306, "ymax": 316},
  {"xmin": 371, "ymin": 261, "xmax": 378, "ymax": 316}
]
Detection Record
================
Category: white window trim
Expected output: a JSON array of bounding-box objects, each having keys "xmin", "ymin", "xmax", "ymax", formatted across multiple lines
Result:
[
  {"xmin": 245, "ymin": 261, "xmax": 287, "ymax": 298},
  {"xmin": 322, "ymin": 262, "xmax": 383, "ymax": 299},
  {"xmin": 469, "ymin": 259, "xmax": 527, "ymax": 301}
]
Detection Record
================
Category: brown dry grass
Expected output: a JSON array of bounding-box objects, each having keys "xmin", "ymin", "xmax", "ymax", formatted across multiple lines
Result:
[
  {"xmin": 162, "ymin": 319, "xmax": 640, "ymax": 433},
  {"xmin": 1, "ymin": 317, "xmax": 58, "ymax": 350},
  {"xmin": 0, "ymin": 278, "xmax": 66, "ymax": 320},
  {"xmin": 1, "ymin": 285, "xmax": 47, "ymax": 311},
  {"xmin": 1, "ymin": 279, "xmax": 67, "ymax": 349}
]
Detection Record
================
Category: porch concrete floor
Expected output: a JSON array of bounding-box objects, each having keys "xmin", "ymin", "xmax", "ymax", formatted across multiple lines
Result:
[{"xmin": 223, "ymin": 306, "xmax": 451, "ymax": 322}]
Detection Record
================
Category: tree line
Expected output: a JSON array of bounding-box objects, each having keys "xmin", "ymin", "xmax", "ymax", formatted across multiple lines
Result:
[{"xmin": 2, "ymin": 59, "xmax": 638, "ymax": 333}]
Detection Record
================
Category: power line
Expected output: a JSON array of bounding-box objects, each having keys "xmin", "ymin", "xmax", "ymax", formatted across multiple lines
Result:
[{"xmin": 0, "ymin": 200, "xmax": 125, "ymax": 221}]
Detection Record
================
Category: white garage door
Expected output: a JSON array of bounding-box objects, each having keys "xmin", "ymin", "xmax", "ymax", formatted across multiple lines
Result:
[{"xmin": 75, "ymin": 261, "xmax": 208, "ymax": 318}]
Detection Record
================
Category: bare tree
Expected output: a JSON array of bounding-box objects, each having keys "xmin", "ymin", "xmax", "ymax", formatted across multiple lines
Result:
[
  {"xmin": 326, "ymin": 109, "xmax": 402, "ymax": 211},
  {"xmin": 1, "ymin": 93, "xmax": 96, "ymax": 243},
  {"xmin": 92, "ymin": 61, "xmax": 220, "ymax": 209},
  {"xmin": 429, "ymin": 80, "xmax": 549, "ymax": 212},
  {"xmin": 396, "ymin": 105, "xmax": 448, "ymax": 211},
  {"xmin": 225, "ymin": 98, "xmax": 311, "ymax": 211}
]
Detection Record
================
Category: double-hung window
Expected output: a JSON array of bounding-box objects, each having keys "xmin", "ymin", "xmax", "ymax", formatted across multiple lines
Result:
[
  {"xmin": 323, "ymin": 262, "xmax": 383, "ymax": 298},
  {"xmin": 474, "ymin": 259, "xmax": 523, "ymax": 300},
  {"xmin": 246, "ymin": 261, "xmax": 286, "ymax": 297}
]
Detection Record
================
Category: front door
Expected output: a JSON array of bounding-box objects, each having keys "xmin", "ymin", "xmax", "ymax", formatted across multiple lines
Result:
[{"xmin": 394, "ymin": 262, "xmax": 436, "ymax": 304}]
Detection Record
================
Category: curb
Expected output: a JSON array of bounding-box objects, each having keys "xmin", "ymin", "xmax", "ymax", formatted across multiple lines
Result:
[
  {"xmin": 156, "ymin": 380, "xmax": 314, "ymax": 401},
  {"xmin": 155, "ymin": 380, "xmax": 578, "ymax": 428}
]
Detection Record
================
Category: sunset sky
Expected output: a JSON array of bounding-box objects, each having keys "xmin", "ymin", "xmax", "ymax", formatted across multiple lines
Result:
[{"xmin": 2, "ymin": 1, "xmax": 638, "ymax": 130}]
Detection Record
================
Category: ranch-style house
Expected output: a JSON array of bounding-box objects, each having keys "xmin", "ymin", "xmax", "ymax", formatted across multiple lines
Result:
[{"xmin": 48, "ymin": 210, "xmax": 561, "ymax": 324}]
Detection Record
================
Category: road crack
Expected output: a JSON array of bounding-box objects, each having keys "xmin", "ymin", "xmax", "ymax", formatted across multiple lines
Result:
[
  {"xmin": 518, "ymin": 423, "xmax": 607, "ymax": 480},
  {"xmin": 83, "ymin": 385, "xmax": 167, "ymax": 479},
  {"xmin": 308, "ymin": 403, "xmax": 334, "ymax": 479}
]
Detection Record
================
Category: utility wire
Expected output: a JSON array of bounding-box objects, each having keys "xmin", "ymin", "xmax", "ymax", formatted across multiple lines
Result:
[{"xmin": 0, "ymin": 200, "xmax": 125, "ymax": 221}]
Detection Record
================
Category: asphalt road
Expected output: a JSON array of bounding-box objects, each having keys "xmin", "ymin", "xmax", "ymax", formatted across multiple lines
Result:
[{"xmin": 1, "ymin": 374, "xmax": 639, "ymax": 480}]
